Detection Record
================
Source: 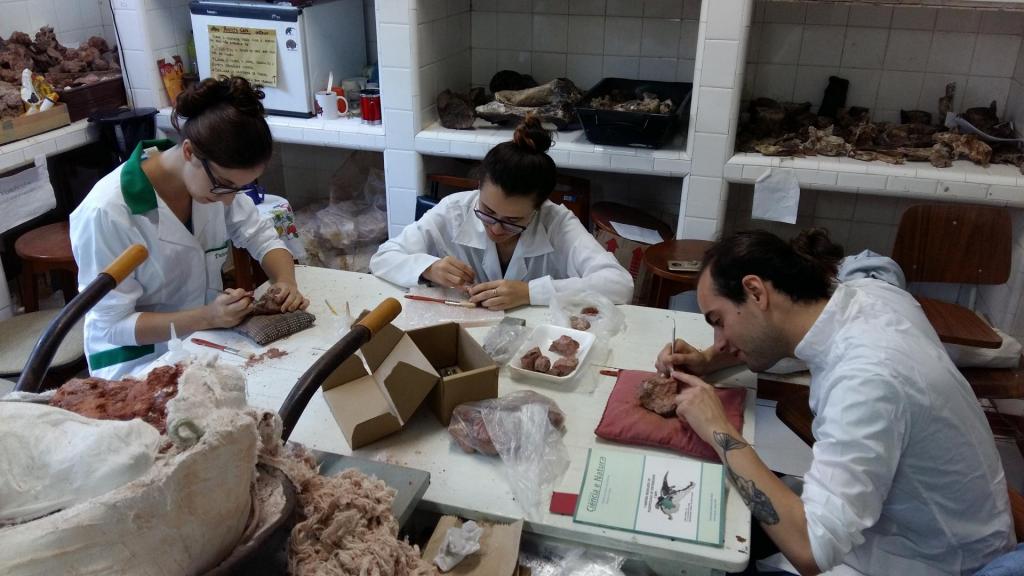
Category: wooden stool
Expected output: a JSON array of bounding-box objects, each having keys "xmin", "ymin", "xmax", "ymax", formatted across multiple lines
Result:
[
  {"xmin": 590, "ymin": 202, "xmax": 672, "ymax": 240},
  {"xmin": 642, "ymin": 239, "xmax": 714, "ymax": 309},
  {"xmin": 15, "ymin": 222, "xmax": 78, "ymax": 312}
]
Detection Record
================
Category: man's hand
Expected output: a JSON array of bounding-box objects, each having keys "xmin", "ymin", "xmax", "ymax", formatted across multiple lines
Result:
[
  {"xmin": 656, "ymin": 339, "xmax": 711, "ymax": 376},
  {"xmin": 424, "ymin": 256, "xmax": 476, "ymax": 288},
  {"xmin": 672, "ymin": 371, "xmax": 733, "ymax": 445},
  {"xmin": 270, "ymin": 281, "xmax": 309, "ymax": 312},
  {"xmin": 205, "ymin": 288, "xmax": 254, "ymax": 328},
  {"xmin": 467, "ymin": 280, "xmax": 530, "ymax": 310}
]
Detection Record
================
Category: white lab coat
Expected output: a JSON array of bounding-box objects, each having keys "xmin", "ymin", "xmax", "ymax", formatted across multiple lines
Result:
[
  {"xmin": 369, "ymin": 190, "xmax": 633, "ymax": 305},
  {"xmin": 794, "ymin": 279, "xmax": 1014, "ymax": 575},
  {"xmin": 70, "ymin": 140, "xmax": 286, "ymax": 379}
]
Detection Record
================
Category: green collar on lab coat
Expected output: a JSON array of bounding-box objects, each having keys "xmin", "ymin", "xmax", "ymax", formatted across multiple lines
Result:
[{"xmin": 120, "ymin": 139, "xmax": 175, "ymax": 215}]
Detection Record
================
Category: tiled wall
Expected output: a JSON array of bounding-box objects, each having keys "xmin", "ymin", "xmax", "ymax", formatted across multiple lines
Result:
[
  {"xmin": 468, "ymin": 0, "xmax": 701, "ymax": 92},
  {"xmin": 0, "ymin": 0, "xmax": 115, "ymax": 48},
  {"xmin": 416, "ymin": 0, "xmax": 471, "ymax": 128},
  {"xmin": 745, "ymin": 1, "xmax": 1024, "ymax": 123}
]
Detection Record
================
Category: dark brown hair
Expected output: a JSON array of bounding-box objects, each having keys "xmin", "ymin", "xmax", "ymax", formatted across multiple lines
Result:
[
  {"xmin": 480, "ymin": 114, "xmax": 556, "ymax": 207},
  {"xmin": 702, "ymin": 228, "xmax": 845, "ymax": 304},
  {"xmin": 171, "ymin": 76, "xmax": 273, "ymax": 169}
]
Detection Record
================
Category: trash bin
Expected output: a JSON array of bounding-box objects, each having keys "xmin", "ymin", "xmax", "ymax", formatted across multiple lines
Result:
[{"xmin": 89, "ymin": 107, "xmax": 159, "ymax": 164}]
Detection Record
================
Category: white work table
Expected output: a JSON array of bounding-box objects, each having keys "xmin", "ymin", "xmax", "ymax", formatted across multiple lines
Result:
[{"xmin": 185, "ymin": 266, "xmax": 755, "ymax": 575}]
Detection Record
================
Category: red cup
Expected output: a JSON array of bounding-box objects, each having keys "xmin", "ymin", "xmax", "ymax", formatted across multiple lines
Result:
[{"xmin": 360, "ymin": 88, "xmax": 381, "ymax": 125}]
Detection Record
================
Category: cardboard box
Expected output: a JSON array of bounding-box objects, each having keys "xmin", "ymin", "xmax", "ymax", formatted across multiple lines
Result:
[
  {"xmin": 407, "ymin": 323, "xmax": 498, "ymax": 426},
  {"xmin": 595, "ymin": 227, "xmax": 655, "ymax": 305},
  {"xmin": 0, "ymin": 104, "xmax": 72, "ymax": 145},
  {"xmin": 422, "ymin": 515, "xmax": 524, "ymax": 576},
  {"xmin": 321, "ymin": 323, "xmax": 439, "ymax": 449}
]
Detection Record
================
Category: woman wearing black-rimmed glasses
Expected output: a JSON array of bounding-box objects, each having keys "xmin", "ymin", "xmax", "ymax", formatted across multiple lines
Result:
[
  {"xmin": 70, "ymin": 77, "xmax": 308, "ymax": 378},
  {"xmin": 370, "ymin": 115, "xmax": 632, "ymax": 311}
]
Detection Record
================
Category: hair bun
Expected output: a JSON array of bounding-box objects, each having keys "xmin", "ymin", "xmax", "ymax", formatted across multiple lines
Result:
[
  {"xmin": 790, "ymin": 227, "xmax": 844, "ymax": 276},
  {"xmin": 512, "ymin": 113, "xmax": 553, "ymax": 154},
  {"xmin": 173, "ymin": 76, "xmax": 265, "ymax": 125}
]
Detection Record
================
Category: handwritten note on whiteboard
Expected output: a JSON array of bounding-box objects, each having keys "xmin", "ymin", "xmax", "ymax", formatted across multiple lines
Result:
[{"xmin": 207, "ymin": 25, "xmax": 278, "ymax": 87}]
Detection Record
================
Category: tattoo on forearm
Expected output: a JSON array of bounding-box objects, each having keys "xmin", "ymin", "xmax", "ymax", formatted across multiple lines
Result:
[{"xmin": 714, "ymin": 431, "xmax": 780, "ymax": 525}]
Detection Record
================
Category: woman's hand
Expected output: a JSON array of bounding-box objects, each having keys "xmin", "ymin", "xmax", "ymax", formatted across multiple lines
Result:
[
  {"xmin": 424, "ymin": 256, "xmax": 476, "ymax": 288},
  {"xmin": 468, "ymin": 280, "xmax": 530, "ymax": 310},
  {"xmin": 270, "ymin": 281, "xmax": 309, "ymax": 312},
  {"xmin": 206, "ymin": 288, "xmax": 254, "ymax": 328},
  {"xmin": 655, "ymin": 338, "xmax": 711, "ymax": 376}
]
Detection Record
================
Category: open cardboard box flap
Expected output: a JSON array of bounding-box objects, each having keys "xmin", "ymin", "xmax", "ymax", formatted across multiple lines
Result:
[
  {"xmin": 321, "ymin": 323, "xmax": 439, "ymax": 448},
  {"xmin": 407, "ymin": 323, "xmax": 499, "ymax": 426}
]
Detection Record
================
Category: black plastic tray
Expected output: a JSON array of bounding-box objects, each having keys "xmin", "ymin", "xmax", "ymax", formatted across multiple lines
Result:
[{"xmin": 575, "ymin": 78, "xmax": 692, "ymax": 149}]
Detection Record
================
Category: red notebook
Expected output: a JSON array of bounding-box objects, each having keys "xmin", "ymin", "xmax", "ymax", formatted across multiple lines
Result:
[{"xmin": 594, "ymin": 370, "xmax": 747, "ymax": 462}]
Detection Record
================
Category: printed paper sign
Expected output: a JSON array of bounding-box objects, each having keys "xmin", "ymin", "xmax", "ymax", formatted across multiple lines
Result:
[{"xmin": 208, "ymin": 25, "xmax": 278, "ymax": 87}]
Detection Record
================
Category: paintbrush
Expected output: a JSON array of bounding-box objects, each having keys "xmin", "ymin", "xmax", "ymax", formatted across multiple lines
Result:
[
  {"xmin": 191, "ymin": 337, "xmax": 254, "ymax": 359},
  {"xmin": 403, "ymin": 294, "xmax": 478, "ymax": 308}
]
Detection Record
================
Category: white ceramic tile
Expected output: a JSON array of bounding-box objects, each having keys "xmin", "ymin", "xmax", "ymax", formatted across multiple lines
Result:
[
  {"xmin": 569, "ymin": 0, "xmax": 604, "ymax": 16},
  {"xmin": 935, "ymin": 8, "xmax": 980, "ymax": 33},
  {"xmin": 885, "ymin": 176, "xmax": 937, "ymax": 195},
  {"xmin": 840, "ymin": 68, "xmax": 882, "ymax": 110},
  {"xmin": 764, "ymin": 2, "xmax": 804, "ymax": 25},
  {"xmin": 799, "ymin": 25, "xmax": 845, "ymax": 67},
  {"xmin": 418, "ymin": 0, "xmax": 446, "ymax": 22},
  {"xmin": 416, "ymin": 135, "xmax": 452, "ymax": 154},
  {"xmin": 890, "ymin": 6, "xmax": 936, "ymax": 31},
  {"xmin": 604, "ymin": 17, "xmax": 642, "ymax": 55},
  {"xmin": 1, "ymin": 1, "xmax": 30, "ymax": 39},
  {"xmin": 131, "ymin": 88, "xmax": 158, "ymax": 109},
  {"xmin": 497, "ymin": 13, "xmax": 532, "ymax": 50},
  {"xmin": 417, "ymin": 20, "xmax": 440, "ymax": 65},
  {"xmin": 20, "ymin": 138, "xmax": 58, "ymax": 161},
  {"xmin": 384, "ymin": 149, "xmax": 420, "ymax": 189},
  {"xmin": 653, "ymin": 157, "xmax": 690, "ymax": 174},
  {"xmin": 938, "ymin": 180, "xmax": 988, "ymax": 200},
  {"xmin": 611, "ymin": 154, "xmax": 654, "ymax": 172},
  {"xmin": 449, "ymin": 0, "xmax": 471, "ymax": 14},
  {"xmin": 685, "ymin": 176, "xmax": 723, "ymax": 219},
  {"xmin": 846, "ymin": 222, "xmax": 895, "ymax": 255},
  {"xmin": 682, "ymin": 0, "xmax": 700, "ymax": 21},
  {"xmin": 146, "ymin": 8, "xmax": 176, "ymax": 50},
  {"xmin": 971, "ymin": 35, "xmax": 1022, "ymax": 78},
  {"xmin": 813, "ymin": 191, "xmax": 857, "ymax": 219},
  {"xmin": 681, "ymin": 216, "xmax": 718, "ymax": 240},
  {"xmin": 989, "ymin": 185, "xmax": 1024, "ymax": 203},
  {"xmin": 641, "ymin": 18, "xmax": 680, "ymax": 58},
  {"xmin": 113, "ymin": 8, "xmax": 147, "ymax": 51},
  {"xmin": 534, "ymin": 14, "xmax": 569, "ymax": 53},
  {"xmin": 759, "ymin": 23, "xmax": 802, "ymax": 64},
  {"xmin": 472, "ymin": 49, "xmax": 496, "ymax": 86},
  {"xmin": 793, "ymin": 66, "xmax": 834, "ymax": 105},
  {"xmin": 567, "ymin": 15, "xmax": 604, "ymax": 55},
  {"xmin": 566, "ymin": 53, "xmax": 603, "ymax": 89},
  {"xmin": 707, "ymin": 0, "xmax": 745, "ymax": 41},
  {"xmin": 606, "ymin": 0, "xmax": 641, "ymax": 17},
  {"xmin": 876, "ymin": 70, "xmax": 925, "ymax": 111},
  {"xmin": 378, "ymin": 0, "xmax": 410, "ymax": 24},
  {"xmin": 602, "ymin": 55, "xmax": 639, "ymax": 78},
  {"xmin": 853, "ymin": 194, "xmax": 900, "ymax": 224},
  {"xmin": 496, "ymin": 49, "xmax": 533, "ymax": 73},
  {"xmin": 643, "ymin": 0, "xmax": 680, "ymax": 19},
  {"xmin": 387, "ymin": 186, "xmax": 418, "ymax": 225},
  {"xmin": 472, "ymin": 10, "xmax": 496, "ymax": 48},
  {"xmin": 836, "ymin": 172, "xmax": 886, "ymax": 192},
  {"xmin": 676, "ymin": 58, "xmax": 696, "ymax": 83},
  {"xmin": 56, "ymin": 0, "xmax": 85, "ymax": 34},
  {"xmin": 884, "ymin": 29, "xmax": 932, "ymax": 72},
  {"xmin": 0, "ymin": 148, "xmax": 27, "ymax": 174},
  {"xmin": 691, "ymin": 132, "xmax": 728, "ymax": 177},
  {"xmin": 804, "ymin": 2, "xmax": 848, "ymax": 27},
  {"xmin": 848, "ymin": 4, "xmax": 890, "ymax": 28},
  {"xmin": 534, "ymin": 0, "xmax": 569, "ymax": 14},
  {"xmin": 120, "ymin": 49, "xmax": 153, "ymax": 90},
  {"xmin": 28, "ymin": 0, "xmax": 58, "ymax": 34},
  {"xmin": 532, "ymin": 52, "xmax": 567, "ymax": 81},
  {"xmin": 500, "ymin": 0, "xmax": 532, "ymax": 12},
  {"xmin": 384, "ymin": 109, "xmax": 415, "ymax": 149},
  {"xmin": 964, "ymin": 76, "xmax": 1011, "ymax": 112},
  {"xmin": 841, "ymin": 27, "xmax": 889, "ymax": 69},
  {"xmin": 379, "ymin": 23, "xmax": 411, "ymax": 67},
  {"xmin": 568, "ymin": 150, "xmax": 610, "ymax": 168},
  {"xmin": 695, "ymin": 86, "xmax": 732, "ymax": 134},
  {"xmin": 702, "ymin": 39, "xmax": 740, "ymax": 89},
  {"xmin": 980, "ymin": 11, "xmax": 1024, "ymax": 35},
  {"xmin": 919, "ymin": 73, "xmax": 968, "ymax": 112},
  {"xmin": 679, "ymin": 19, "xmax": 699, "ymax": 59},
  {"xmin": 638, "ymin": 57, "xmax": 678, "ymax": 82},
  {"xmin": 926, "ymin": 31, "xmax": 976, "ymax": 75},
  {"xmin": 754, "ymin": 63, "xmax": 797, "ymax": 102}
]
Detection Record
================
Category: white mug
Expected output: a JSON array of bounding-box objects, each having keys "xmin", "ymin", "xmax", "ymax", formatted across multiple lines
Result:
[{"xmin": 315, "ymin": 90, "xmax": 339, "ymax": 119}]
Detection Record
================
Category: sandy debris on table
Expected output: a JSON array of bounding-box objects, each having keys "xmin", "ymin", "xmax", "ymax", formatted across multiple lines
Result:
[
  {"xmin": 262, "ymin": 445, "xmax": 434, "ymax": 576},
  {"xmin": 244, "ymin": 348, "xmax": 288, "ymax": 368}
]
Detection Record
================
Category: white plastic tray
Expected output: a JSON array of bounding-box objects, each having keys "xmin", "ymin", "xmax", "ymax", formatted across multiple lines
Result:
[{"xmin": 508, "ymin": 324, "xmax": 596, "ymax": 383}]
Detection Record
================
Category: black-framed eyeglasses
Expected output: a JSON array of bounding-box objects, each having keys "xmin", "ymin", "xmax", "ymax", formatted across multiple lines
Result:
[
  {"xmin": 199, "ymin": 157, "xmax": 250, "ymax": 196},
  {"xmin": 473, "ymin": 204, "xmax": 533, "ymax": 235}
]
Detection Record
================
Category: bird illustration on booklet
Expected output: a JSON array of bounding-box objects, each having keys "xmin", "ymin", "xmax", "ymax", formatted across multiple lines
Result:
[{"xmin": 573, "ymin": 447, "xmax": 726, "ymax": 546}]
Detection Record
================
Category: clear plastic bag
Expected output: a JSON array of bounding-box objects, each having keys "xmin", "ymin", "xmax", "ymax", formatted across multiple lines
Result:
[
  {"xmin": 447, "ymin": 391, "xmax": 569, "ymax": 520},
  {"xmin": 518, "ymin": 537, "xmax": 627, "ymax": 576},
  {"xmin": 550, "ymin": 290, "xmax": 626, "ymax": 340},
  {"xmin": 481, "ymin": 317, "xmax": 530, "ymax": 365}
]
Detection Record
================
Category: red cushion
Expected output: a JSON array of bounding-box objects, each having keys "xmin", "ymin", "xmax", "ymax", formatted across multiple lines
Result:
[{"xmin": 594, "ymin": 370, "xmax": 747, "ymax": 462}]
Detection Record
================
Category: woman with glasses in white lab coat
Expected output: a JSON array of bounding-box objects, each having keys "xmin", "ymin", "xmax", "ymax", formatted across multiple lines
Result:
[
  {"xmin": 370, "ymin": 115, "xmax": 633, "ymax": 310},
  {"xmin": 70, "ymin": 77, "xmax": 309, "ymax": 379}
]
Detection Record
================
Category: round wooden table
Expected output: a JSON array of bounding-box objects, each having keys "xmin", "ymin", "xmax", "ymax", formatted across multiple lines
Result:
[
  {"xmin": 642, "ymin": 239, "xmax": 714, "ymax": 309},
  {"xmin": 14, "ymin": 221, "xmax": 78, "ymax": 312}
]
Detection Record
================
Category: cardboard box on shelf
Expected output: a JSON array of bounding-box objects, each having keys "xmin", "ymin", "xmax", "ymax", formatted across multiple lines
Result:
[
  {"xmin": 594, "ymin": 227, "xmax": 655, "ymax": 305},
  {"xmin": 421, "ymin": 515, "xmax": 524, "ymax": 576},
  {"xmin": 407, "ymin": 323, "xmax": 498, "ymax": 426},
  {"xmin": 0, "ymin": 103, "xmax": 71, "ymax": 146},
  {"xmin": 321, "ymin": 323, "xmax": 439, "ymax": 449}
]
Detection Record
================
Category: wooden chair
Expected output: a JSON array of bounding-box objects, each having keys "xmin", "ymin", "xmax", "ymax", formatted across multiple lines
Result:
[
  {"xmin": 891, "ymin": 204, "xmax": 1011, "ymax": 349},
  {"xmin": 14, "ymin": 221, "xmax": 78, "ymax": 313}
]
